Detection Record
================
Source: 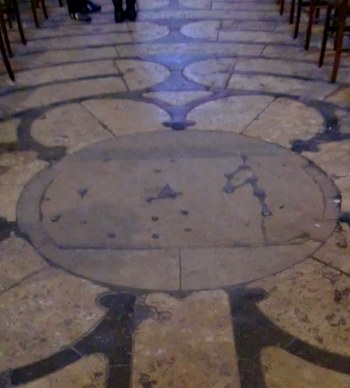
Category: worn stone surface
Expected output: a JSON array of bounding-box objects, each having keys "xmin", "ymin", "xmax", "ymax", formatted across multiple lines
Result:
[
  {"xmin": 262, "ymin": 347, "xmax": 350, "ymax": 388},
  {"xmin": 20, "ymin": 354, "xmax": 108, "ymax": 388},
  {"xmin": 181, "ymin": 21, "xmax": 221, "ymax": 40},
  {"xmin": 82, "ymin": 99, "xmax": 170, "ymax": 134},
  {"xmin": 244, "ymin": 98, "xmax": 323, "ymax": 148},
  {"xmin": 17, "ymin": 131, "xmax": 336, "ymax": 291},
  {"xmin": 253, "ymin": 259, "xmax": 350, "ymax": 357},
  {"xmin": 0, "ymin": 152, "xmax": 47, "ymax": 221},
  {"xmin": 132, "ymin": 290, "xmax": 240, "ymax": 388},
  {"xmin": 143, "ymin": 91, "xmax": 213, "ymax": 105},
  {"xmin": 115, "ymin": 60, "xmax": 170, "ymax": 90},
  {"xmin": 314, "ymin": 222, "xmax": 350, "ymax": 274},
  {"xmin": 0, "ymin": 119, "xmax": 19, "ymax": 145},
  {"xmin": 0, "ymin": 268, "xmax": 106, "ymax": 370},
  {"xmin": 0, "ymin": 236, "xmax": 47, "ymax": 293},
  {"xmin": 187, "ymin": 96, "xmax": 273, "ymax": 132},
  {"xmin": 227, "ymin": 74, "xmax": 337, "ymax": 99},
  {"xmin": 303, "ymin": 141, "xmax": 350, "ymax": 177},
  {"xmin": 334, "ymin": 176, "xmax": 350, "ymax": 212},
  {"xmin": 0, "ymin": 151, "xmax": 47, "ymax": 186},
  {"xmin": 31, "ymin": 103, "xmax": 113, "ymax": 153},
  {"xmin": 184, "ymin": 58, "xmax": 239, "ymax": 88},
  {"xmin": 0, "ymin": 185, "xmax": 23, "ymax": 221}
]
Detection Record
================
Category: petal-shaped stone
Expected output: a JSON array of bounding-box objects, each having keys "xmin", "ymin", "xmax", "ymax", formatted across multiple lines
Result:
[
  {"xmin": 0, "ymin": 268, "xmax": 107, "ymax": 370},
  {"xmin": 31, "ymin": 103, "xmax": 113, "ymax": 154},
  {"xmin": 132, "ymin": 291, "xmax": 240, "ymax": 388}
]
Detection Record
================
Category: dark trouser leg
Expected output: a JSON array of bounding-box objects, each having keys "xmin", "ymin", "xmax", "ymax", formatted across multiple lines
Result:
[
  {"xmin": 125, "ymin": 0, "xmax": 137, "ymax": 21},
  {"xmin": 113, "ymin": 0, "xmax": 125, "ymax": 23},
  {"xmin": 66, "ymin": 0, "xmax": 87, "ymax": 14}
]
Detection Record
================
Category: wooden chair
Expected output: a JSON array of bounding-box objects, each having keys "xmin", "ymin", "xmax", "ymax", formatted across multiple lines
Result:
[
  {"xmin": 292, "ymin": 0, "xmax": 328, "ymax": 49},
  {"xmin": 30, "ymin": 0, "xmax": 48, "ymax": 27},
  {"xmin": 0, "ymin": 0, "xmax": 26, "ymax": 80},
  {"xmin": 319, "ymin": 0, "xmax": 350, "ymax": 82}
]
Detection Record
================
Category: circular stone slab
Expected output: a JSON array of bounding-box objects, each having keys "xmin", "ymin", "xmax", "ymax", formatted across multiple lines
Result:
[{"xmin": 17, "ymin": 131, "xmax": 339, "ymax": 291}]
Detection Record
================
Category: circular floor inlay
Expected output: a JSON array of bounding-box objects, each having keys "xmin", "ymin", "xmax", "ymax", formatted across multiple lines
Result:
[{"xmin": 18, "ymin": 131, "xmax": 339, "ymax": 291}]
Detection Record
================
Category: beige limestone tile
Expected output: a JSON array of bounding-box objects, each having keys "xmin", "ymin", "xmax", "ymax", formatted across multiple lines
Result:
[
  {"xmin": 335, "ymin": 176, "xmax": 350, "ymax": 211},
  {"xmin": 244, "ymin": 98, "xmax": 323, "ymax": 148},
  {"xmin": 0, "ymin": 185, "xmax": 22, "ymax": 221},
  {"xmin": 117, "ymin": 42, "xmax": 263, "ymax": 58},
  {"xmin": 314, "ymin": 222, "xmax": 350, "ymax": 274},
  {"xmin": 138, "ymin": 0, "xmax": 170, "ymax": 9},
  {"xmin": 235, "ymin": 57, "xmax": 328, "ymax": 80},
  {"xmin": 0, "ymin": 151, "xmax": 48, "ymax": 186},
  {"xmin": 262, "ymin": 44, "xmax": 320, "ymax": 62},
  {"xmin": 181, "ymin": 242, "xmax": 320, "ymax": 290},
  {"xmin": 0, "ymin": 78, "xmax": 126, "ymax": 112},
  {"xmin": 187, "ymin": 95, "xmax": 274, "ymax": 132},
  {"xmin": 132, "ymin": 290, "xmax": 240, "ymax": 388},
  {"xmin": 21, "ymin": 47, "xmax": 118, "ymax": 68},
  {"xmin": 82, "ymin": 99, "xmax": 170, "ymax": 134},
  {"xmin": 262, "ymin": 347, "xmax": 350, "ymax": 388},
  {"xmin": 31, "ymin": 103, "xmax": 113, "ymax": 154},
  {"xmin": 252, "ymin": 259, "xmax": 350, "ymax": 357},
  {"xmin": 19, "ymin": 354, "xmax": 108, "ymax": 388},
  {"xmin": 15, "ymin": 60, "xmax": 119, "ymax": 87},
  {"xmin": 0, "ymin": 267, "xmax": 107, "ymax": 370},
  {"xmin": 0, "ymin": 236, "xmax": 47, "ymax": 293},
  {"xmin": 221, "ymin": 20, "xmax": 277, "ymax": 31},
  {"xmin": 303, "ymin": 140, "xmax": 350, "ymax": 177},
  {"xmin": 0, "ymin": 119, "xmax": 19, "ymax": 145},
  {"xmin": 181, "ymin": 21, "xmax": 221, "ymax": 40},
  {"xmin": 179, "ymin": 0, "xmax": 212, "ymax": 9},
  {"xmin": 213, "ymin": 2, "xmax": 276, "ymax": 11},
  {"xmin": 325, "ymin": 87, "xmax": 350, "ymax": 108},
  {"xmin": 184, "ymin": 58, "xmax": 238, "ymax": 88},
  {"xmin": 115, "ymin": 60, "xmax": 170, "ymax": 90},
  {"xmin": 227, "ymin": 74, "xmax": 337, "ymax": 99},
  {"xmin": 143, "ymin": 91, "xmax": 213, "ymax": 105},
  {"xmin": 218, "ymin": 30, "xmax": 294, "ymax": 44},
  {"xmin": 139, "ymin": 9, "xmax": 274, "ymax": 20}
]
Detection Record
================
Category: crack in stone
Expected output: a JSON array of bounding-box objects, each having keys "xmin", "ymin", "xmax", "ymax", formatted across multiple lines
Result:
[{"xmin": 223, "ymin": 153, "xmax": 272, "ymax": 217}]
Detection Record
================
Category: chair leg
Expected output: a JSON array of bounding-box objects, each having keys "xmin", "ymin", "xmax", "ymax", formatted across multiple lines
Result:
[
  {"xmin": 294, "ymin": 0, "xmax": 302, "ymax": 38},
  {"xmin": 280, "ymin": 0, "xmax": 285, "ymax": 15},
  {"xmin": 31, "ymin": 0, "xmax": 40, "ymax": 27},
  {"xmin": 14, "ymin": 0, "xmax": 26, "ymax": 45},
  {"xmin": 58, "ymin": 0, "xmax": 63, "ymax": 6},
  {"xmin": 0, "ymin": 13, "xmax": 12, "ymax": 57},
  {"xmin": 331, "ymin": 4, "xmax": 347, "ymax": 82},
  {"xmin": 40, "ymin": 0, "xmax": 48, "ymax": 20},
  {"xmin": 305, "ymin": 0, "xmax": 316, "ymax": 50},
  {"xmin": 319, "ymin": 4, "xmax": 332, "ymax": 67},
  {"xmin": 0, "ymin": 29, "xmax": 14, "ymax": 81},
  {"xmin": 290, "ymin": 0, "xmax": 296, "ymax": 24}
]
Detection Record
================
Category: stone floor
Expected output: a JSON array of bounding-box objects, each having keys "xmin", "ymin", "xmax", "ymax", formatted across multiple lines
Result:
[{"xmin": 0, "ymin": 0, "xmax": 350, "ymax": 386}]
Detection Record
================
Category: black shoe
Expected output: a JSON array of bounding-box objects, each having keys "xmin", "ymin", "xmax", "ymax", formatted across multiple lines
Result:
[
  {"xmin": 113, "ymin": 0, "xmax": 124, "ymax": 23},
  {"xmin": 86, "ymin": 0, "xmax": 101, "ymax": 13},
  {"xmin": 125, "ymin": 0, "xmax": 137, "ymax": 21},
  {"xmin": 70, "ymin": 12, "xmax": 92, "ymax": 22}
]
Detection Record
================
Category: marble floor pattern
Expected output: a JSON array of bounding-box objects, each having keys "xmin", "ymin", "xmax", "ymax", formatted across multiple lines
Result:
[{"xmin": 0, "ymin": 0, "xmax": 350, "ymax": 386}]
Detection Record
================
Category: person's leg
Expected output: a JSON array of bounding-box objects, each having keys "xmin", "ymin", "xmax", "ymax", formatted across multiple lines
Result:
[
  {"xmin": 67, "ymin": 0, "xmax": 92, "ymax": 21},
  {"xmin": 113, "ymin": 0, "xmax": 125, "ymax": 23},
  {"xmin": 125, "ymin": 0, "xmax": 137, "ymax": 21}
]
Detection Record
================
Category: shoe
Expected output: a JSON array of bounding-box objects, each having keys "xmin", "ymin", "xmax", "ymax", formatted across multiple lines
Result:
[
  {"xmin": 70, "ymin": 12, "xmax": 92, "ymax": 22},
  {"xmin": 113, "ymin": 0, "xmax": 124, "ymax": 23},
  {"xmin": 86, "ymin": 0, "xmax": 101, "ymax": 13},
  {"xmin": 125, "ymin": 0, "xmax": 137, "ymax": 21}
]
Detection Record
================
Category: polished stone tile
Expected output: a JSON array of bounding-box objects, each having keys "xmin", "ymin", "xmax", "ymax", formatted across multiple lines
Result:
[
  {"xmin": 31, "ymin": 103, "xmax": 113, "ymax": 153},
  {"xmin": 262, "ymin": 347, "xmax": 350, "ymax": 388},
  {"xmin": 19, "ymin": 354, "xmax": 108, "ymax": 388},
  {"xmin": 0, "ymin": 267, "xmax": 106, "ymax": 370},
  {"xmin": 132, "ymin": 291, "xmax": 240, "ymax": 388}
]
